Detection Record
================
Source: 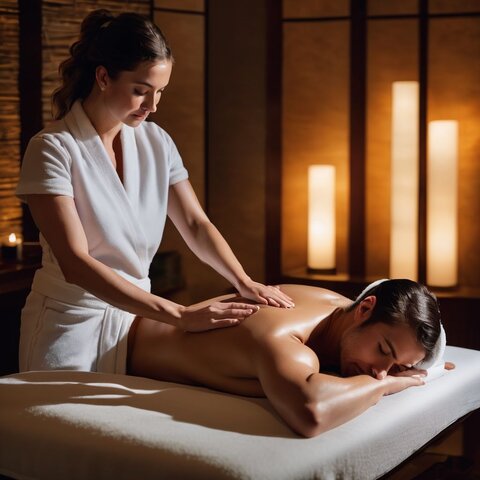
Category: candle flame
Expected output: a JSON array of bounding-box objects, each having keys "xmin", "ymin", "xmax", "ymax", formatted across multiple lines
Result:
[{"xmin": 8, "ymin": 233, "xmax": 17, "ymax": 244}]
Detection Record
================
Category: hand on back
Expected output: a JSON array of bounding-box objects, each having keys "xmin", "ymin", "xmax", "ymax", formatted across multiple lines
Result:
[
  {"xmin": 237, "ymin": 281, "xmax": 295, "ymax": 309},
  {"xmin": 178, "ymin": 302, "xmax": 259, "ymax": 332}
]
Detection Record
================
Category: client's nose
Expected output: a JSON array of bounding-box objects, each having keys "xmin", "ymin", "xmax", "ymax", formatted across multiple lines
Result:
[
  {"xmin": 372, "ymin": 368, "xmax": 388, "ymax": 380},
  {"xmin": 372, "ymin": 359, "xmax": 394, "ymax": 380}
]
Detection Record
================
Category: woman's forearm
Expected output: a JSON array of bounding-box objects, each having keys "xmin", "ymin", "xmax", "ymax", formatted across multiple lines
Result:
[
  {"xmin": 183, "ymin": 220, "xmax": 251, "ymax": 290},
  {"xmin": 62, "ymin": 252, "xmax": 184, "ymax": 324}
]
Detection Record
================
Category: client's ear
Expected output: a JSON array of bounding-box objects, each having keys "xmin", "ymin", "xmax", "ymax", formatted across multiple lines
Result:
[{"xmin": 354, "ymin": 295, "xmax": 377, "ymax": 325}]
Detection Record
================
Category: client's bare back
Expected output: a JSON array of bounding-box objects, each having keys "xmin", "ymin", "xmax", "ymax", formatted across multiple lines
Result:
[{"xmin": 128, "ymin": 285, "xmax": 349, "ymax": 396}]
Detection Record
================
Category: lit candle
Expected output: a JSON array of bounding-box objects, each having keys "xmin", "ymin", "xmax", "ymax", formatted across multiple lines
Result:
[
  {"xmin": 1, "ymin": 233, "xmax": 22, "ymax": 261},
  {"xmin": 427, "ymin": 120, "xmax": 458, "ymax": 287},
  {"xmin": 307, "ymin": 165, "xmax": 336, "ymax": 272},
  {"xmin": 390, "ymin": 81, "xmax": 419, "ymax": 280}
]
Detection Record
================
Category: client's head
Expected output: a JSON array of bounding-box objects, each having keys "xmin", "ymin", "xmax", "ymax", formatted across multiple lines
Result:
[{"xmin": 340, "ymin": 279, "xmax": 442, "ymax": 378}]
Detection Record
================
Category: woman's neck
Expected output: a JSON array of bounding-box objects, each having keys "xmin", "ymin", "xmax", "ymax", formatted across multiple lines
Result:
[{"xmin": 82, "ymin": 91, "xmax": 122, "ymax": 147}]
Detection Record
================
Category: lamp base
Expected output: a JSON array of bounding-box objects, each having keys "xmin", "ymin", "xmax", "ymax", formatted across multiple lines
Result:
[{"xmin": 307, "ymin": 267, "xmax": 337, "ymax": 275}]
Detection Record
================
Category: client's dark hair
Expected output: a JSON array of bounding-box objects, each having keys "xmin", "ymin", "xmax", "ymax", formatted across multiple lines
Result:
[
  {"xmin": 52, "ymin": 9, "xmax": 173, "ymax": 119},
  {"xmin": 347, "ymin": 279, "xmax": 441, "ymax": 363}
]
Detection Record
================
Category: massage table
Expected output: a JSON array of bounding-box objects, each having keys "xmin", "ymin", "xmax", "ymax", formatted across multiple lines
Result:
[{"xmin": 1, "ymin": 345, "xmax": 479, "ymax": 480}]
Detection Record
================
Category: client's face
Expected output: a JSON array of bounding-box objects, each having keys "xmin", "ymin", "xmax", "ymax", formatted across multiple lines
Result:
[{"xmin": 339, "ymin": 322, "xmax": 426, "ymax": 379}]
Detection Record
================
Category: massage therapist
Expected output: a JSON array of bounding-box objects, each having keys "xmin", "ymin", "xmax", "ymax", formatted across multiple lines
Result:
[{"xmin": 16, "ymin": 9, "xmax": 293, "ymax": 373}]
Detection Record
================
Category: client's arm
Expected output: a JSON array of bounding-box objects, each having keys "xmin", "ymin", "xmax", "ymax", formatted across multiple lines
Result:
[{"xmin": 256, "ymin": 337, "xmax": 424, "ymax": 438}]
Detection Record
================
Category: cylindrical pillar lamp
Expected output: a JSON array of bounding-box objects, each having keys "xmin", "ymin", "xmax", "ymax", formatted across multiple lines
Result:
[
  {"xmin": 308, "ymin": 165, "xmax": 336, "ymax": 273},
  {"xmin": 390, "ymin": 81, "xmax": 419, "ymax": 280},
  {"xmin": 427, "ymin": 120, "xmax": 458, "ymax": 287}
]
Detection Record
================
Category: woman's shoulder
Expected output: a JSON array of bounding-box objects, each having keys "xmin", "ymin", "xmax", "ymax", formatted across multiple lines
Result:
[{"xmin": 28, "ymin": 119, "xmax": 72, "ymax": 150}]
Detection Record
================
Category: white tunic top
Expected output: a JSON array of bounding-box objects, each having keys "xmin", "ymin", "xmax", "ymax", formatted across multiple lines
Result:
[{"xmin": 16, "ymin": 101, "xmax": 188, "ymax": 373}]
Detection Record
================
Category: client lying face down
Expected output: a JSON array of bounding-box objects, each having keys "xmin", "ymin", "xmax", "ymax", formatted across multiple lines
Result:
[{"xmin": 127, "ymin": 279, "xmax": 447, "ymax": 437}]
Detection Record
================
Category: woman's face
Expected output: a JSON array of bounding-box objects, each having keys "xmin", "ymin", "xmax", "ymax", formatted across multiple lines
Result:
[{"xmin": 100, "ymin": 60, "xmax": 172, "ymax": 127}]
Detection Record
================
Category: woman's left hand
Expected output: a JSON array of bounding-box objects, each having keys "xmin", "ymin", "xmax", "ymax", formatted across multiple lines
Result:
[{"xmin": 238, "ymin": 280, "xmax": 295, "ymax": 308}]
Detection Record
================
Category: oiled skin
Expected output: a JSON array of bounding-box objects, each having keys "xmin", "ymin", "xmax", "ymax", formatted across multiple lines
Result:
[{"xmin": 129, "ymin": 284, "xmax": 346, "ymax": 396}]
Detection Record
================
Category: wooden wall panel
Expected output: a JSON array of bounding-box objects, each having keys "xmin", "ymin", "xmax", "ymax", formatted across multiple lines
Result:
[
  {"xmin": 154, "ymin": 0, "xmax": 204, "ymax": 12},
  {"xmin": 151, "ymin": 10, "xmax": 208, "ymax": 303},
  {"xmin": 152, "ymin": 12, "xmax": 205, "ymax": 204},
  {"xmin": 207, "ymin": 0, "xmax": 269, "ymax": 297},
  {"xmin": 283, "ymin": 0, "xmax": 349, "ymax": 18},
  {"xmin": 430, "ymin": 0, "xmax": 480, "ymax": 13},
  {"xmin": 0, "ymin": 0, "xmax": 21, "ymax": 242},
  {"xmin": 282, "ymin": 21, "xmax": 349, "ymax": 274},
  {"xmin": 429, "ymin": 18, "xmax": 480, "ymax": 288},
  {"xmin": 368, "ymin": 0, "xmax": 418, "ymax": 16},
  {"xmin": 366, "ymin": 19, "xmax": 418, "ymax": 279}
]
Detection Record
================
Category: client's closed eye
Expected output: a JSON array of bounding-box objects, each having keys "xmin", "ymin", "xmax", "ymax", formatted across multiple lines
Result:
[{"xmin": 378, "ymin": 343, "xmax": 389, "ymax": 356}]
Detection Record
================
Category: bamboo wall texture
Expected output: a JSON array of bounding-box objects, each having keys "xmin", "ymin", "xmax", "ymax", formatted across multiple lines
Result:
[{"xmin": 0, "ymin": 0, "xmax": 21, "ymax": 242}]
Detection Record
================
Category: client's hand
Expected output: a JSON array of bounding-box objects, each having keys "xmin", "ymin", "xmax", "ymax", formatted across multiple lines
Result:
[
  {"xmin": 237, "ymin": 280, "xmax": 295, "ymax": 308},
  {"xmin": 381, "ymin": 374, "xmax": 425, "ymax": 396},
  {"xmin": 179, "ymin": 302, "xmax": 259, "ymax": 332},
  {"xmin": 388, "ymin": 366, "xmax": 427, "ymax": 378}
]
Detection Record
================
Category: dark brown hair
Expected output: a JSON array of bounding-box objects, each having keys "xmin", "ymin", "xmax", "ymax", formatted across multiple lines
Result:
[
  {"xmin": 52, "ymin": 9, "xmax": 172, "ymax": 119},
  {"xmin": 348, "ymin": 279, "xmax": 441, "ymax": 363}
]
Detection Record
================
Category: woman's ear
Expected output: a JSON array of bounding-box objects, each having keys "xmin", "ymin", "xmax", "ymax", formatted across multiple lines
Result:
[
  {"xmin": 95, "ymin": 65, "xmax": 109, "ymax": 91},
  {"xmin": 354, "ymin": 295, "xmax": 377, "ymax": 325}
]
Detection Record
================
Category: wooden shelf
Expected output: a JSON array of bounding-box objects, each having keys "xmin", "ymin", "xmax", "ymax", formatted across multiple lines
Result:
[
  {"xmin": 281, "ymin": 267, "xmax": 480, "ymax": 300},
  {"xmin": 0, "ymin": 261, "xmax": 40, "ymax": 296}
]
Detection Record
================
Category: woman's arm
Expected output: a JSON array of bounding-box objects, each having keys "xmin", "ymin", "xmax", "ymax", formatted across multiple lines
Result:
[
  {"xmin": 25, "ymin": 194, "xmax": 257, "ymax": 331},
  {"xmin": 256, "ymin": 336, "xmax": 425, "ymax": 437},
  {"xmin": 167, "ymin": 180, "xmax": 294, "ymax": 308}
]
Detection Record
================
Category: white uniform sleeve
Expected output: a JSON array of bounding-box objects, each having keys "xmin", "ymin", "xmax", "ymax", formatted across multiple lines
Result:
[
  {"xmin": 167, "ymin": 134, "xmax": 189, "ymax": 186},
  {"xmin": 16, "ymin": 134, "xmax": 74, "ymax": 201}
]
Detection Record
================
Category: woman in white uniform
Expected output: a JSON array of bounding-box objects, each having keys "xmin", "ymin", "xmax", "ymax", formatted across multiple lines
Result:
[{"xmin": 16, "ymin": 9, "xmax": 294, "ymax": 374}]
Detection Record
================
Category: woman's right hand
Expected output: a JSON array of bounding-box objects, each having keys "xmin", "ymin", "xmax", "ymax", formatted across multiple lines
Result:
[{"xmin": 178, "ymin": 302, "xmax": 259, "ymax": 332}]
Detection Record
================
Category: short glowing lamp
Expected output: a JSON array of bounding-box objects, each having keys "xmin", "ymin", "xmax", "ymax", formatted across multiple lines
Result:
[
  {"xmin": 390, "ymin": 81, "xmax": 419, "ymax": 280},
  {"xmin": 427, "ymin": 120, "xmax": 458, "ymax": 287},
  {"xmin": 307, "ymin": 165, "xmax": 336, "ymax": 272}
]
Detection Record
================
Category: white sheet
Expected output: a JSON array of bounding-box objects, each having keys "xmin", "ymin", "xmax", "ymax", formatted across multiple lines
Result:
[{"xmin": 1, "ymin": 346, "xmax": 479, "ymax": 480}]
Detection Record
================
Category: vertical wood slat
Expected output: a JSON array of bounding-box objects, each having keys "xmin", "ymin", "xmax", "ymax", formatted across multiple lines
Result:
[
  {"xmin": 418, "ymin": 0, "xmax": 429, "ymax": 284},
  {"xmin": 265, "ymin": 0, "xmax": 282, "ymax": 283},
  {"xmin": 18, "ymin": 0, "xmax": 42, "ymax": 242},
  {"xmin": 348, "ymin": 0, "xmax": 367, "ymax": 278},
  {"xmin": 0, "ymin": 1, "xmax": 22, "ymax": 243}
]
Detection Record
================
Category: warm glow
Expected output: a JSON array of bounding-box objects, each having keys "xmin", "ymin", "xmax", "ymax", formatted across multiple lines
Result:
[
  {"xmin": 8, "ymin": 233, "xmax": 17, "ymax": 245},
  {"xmin": 427, "ymin": 120, "xmax": 458, "ymax": 287},
  {"xmin": 308, "ymin": 165, "xmax": 335, "ymax": 270},
  {"xmin": 390, "ymin": 81, "xmax": 419, "ymax": 280}
]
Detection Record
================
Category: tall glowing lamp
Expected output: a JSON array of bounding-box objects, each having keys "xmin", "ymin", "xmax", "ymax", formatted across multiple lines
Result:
[
  {"xmin": 427, "ymin": 120, "xmax": 458, "ymax": 287},
  {"xmin": 390, "ymin": 81, "xmax": 419, "ymax": 280},
  {"xmin": 308, "ymin": 165, "xmax": 336, "ymax": 272}
]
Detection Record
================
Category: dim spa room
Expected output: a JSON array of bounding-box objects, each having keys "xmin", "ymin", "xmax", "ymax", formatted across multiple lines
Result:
[{"xmin": 1, "ymin": 1, "xmax": 480, "ymax": 479}]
